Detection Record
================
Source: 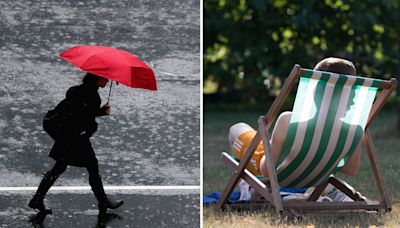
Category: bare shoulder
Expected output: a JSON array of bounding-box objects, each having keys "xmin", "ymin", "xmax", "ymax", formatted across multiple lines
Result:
[
  {"xmin": 276, "ymin": 111, "xmax": 292, "ymax": 125},
  {"xmin": 273, "ymin": 111, "xmax": 292, "ymax": 143}
]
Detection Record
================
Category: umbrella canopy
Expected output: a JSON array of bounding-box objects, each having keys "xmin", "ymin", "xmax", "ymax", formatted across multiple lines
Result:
[{"xmin": 60, "ymin": 45, "xmax": 157, "ymax": 91}]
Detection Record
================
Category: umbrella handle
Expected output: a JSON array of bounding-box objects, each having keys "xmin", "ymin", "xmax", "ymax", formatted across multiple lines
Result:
[{"xmin": 107, "ymin": 81, "xmax": 113, "ymax": 103}]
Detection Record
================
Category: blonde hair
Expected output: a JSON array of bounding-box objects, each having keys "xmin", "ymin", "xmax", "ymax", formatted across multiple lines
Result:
[{"xmin": 314, "ymin": 57, "xmax": 356, "ymax": 76}]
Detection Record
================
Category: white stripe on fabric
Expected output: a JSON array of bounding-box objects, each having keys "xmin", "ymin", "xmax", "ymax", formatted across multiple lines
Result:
[
  {"xmin": 232, "ymin": 144, "xmax": 241, "ymax": 152},
  {"xmin": 363, "ymin": 78, "xmax": 374, "ymax": 88},
  {"xmin": 232, "ymin": 139, "xmax": 243, "ymax": 151},
  {"xmin": 277, "ymin": 73, "xmax": 321, "ymax": 172},
  {"xmin": 327, "ymin": 73, "xmax": 340, "ymax": 82},
  {"xmin": 296, "ymin": 76, "xmax": 356, "ymax": 187},
  {"xmin": 311, "ymin": 71, "xmax": 323, "ymax": 79},
  {"xmin": 299, "ymin": 80, "xmax": 319, "ymax": 122},
  {"xmin": 235, "ymin": 139, "xmax": 243, "ymax": 146},
  {"xmin": 349, "ymin": 83, "xmax": 372, "ymax": 125},
  {"xmin": 233, "ymin": 141, "xmax": 241, "ymax": 148},
  {"xmin": 314, "ymin": 80, "xmax": 373, "ymax": 185},
  {"xmin": 280, "ymin": 75, "xmax": 338, "ymax": 186}
]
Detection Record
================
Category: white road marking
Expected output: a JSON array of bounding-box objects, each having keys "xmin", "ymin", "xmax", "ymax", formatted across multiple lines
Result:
[{"xmin": 0, "ymin": 186, "xmax": 200, "ymax": 191}]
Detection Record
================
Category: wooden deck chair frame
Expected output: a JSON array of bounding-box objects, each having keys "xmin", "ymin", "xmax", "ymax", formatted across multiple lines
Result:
[{"xmin": 217, "ymin": 64, "xmax": 397, "ymax": 213}]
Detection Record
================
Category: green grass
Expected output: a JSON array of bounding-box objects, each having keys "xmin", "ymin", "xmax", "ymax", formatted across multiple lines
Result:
[{"xmin": 203, "ymin": 109, "xmax": 400, "ymax": 227}]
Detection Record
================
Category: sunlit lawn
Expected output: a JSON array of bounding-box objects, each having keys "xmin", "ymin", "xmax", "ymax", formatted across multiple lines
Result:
[{"xmin": 203, "ymin": 106, "xmax": 400, "ymax": 227}]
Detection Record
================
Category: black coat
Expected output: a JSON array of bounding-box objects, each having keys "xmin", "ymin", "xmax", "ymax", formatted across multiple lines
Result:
[{"xmin": 49, "ymin": 82, "xmax": 107, "ymax": 167}]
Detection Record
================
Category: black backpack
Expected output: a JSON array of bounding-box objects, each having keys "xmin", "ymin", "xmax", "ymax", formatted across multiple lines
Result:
[{"xmin": 43, "ymin": 99, "xmax": 77, "ymax": 140}]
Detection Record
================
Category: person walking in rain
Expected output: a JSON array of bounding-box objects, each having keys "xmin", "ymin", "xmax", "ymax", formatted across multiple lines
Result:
[{"xmin": 28, "ymin": 73, "xmax": 124, "ymax": 213}]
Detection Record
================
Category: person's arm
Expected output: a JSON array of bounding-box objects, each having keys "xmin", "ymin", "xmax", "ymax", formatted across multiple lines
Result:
[
  {"xmin": 260, "ymin": 111, "xmax": 291, "ymax": 176},
  {"xmin": 96, "ymin": 102, "xmax": 111, "ymax": 116},
  {"xmin": 270, "ymin": 111, "xmax": 292, "ymax": 162},
  {"xmin": 338, "ymin": 136, "xmax": 364, "ymax": 176}
]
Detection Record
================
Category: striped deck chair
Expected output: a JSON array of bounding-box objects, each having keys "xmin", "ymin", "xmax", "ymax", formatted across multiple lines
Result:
[{"xmin": 218, "ymin": 65, "xmax": 396, "ymax": 213}]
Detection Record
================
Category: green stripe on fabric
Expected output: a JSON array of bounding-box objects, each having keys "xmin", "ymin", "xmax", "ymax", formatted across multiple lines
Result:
[
  {"xmin": 277, "ymin": 79, "xmax": 327, "ymax": 182},
  {"xmin": 286, "ymin": 83, "xmax": 344, "ymax": 187},
  {"xmin": 320, "ymin": 72, "xmax": 331, "ymax": 81},
  {"xmin": 276, "ymin": 77, "xmax": 310, "ymax": 166},
  {"xmin": 337, "ymin": 74, "xmax": 347, "ymax": 82},
  {"xmin": 354, "ymin": 78, "xmax": 364, "ymax": 87},
  {"xmin": 305, "ymin": 85, "xmax": 361, "ymax": 186},
  {"xmin": 371, "ymin": 79, "xmax": 382, "ymax": 88},
  {"xmin": 301, "ymin": 69, "xmax": 382, "ymax": 88},
  {"xmin": 332, "ymin": 127, "xmax": 363, "ymax": 174},
  {"xmin": 333, "ymin": 87, "xmax": 377, "ymax": 173},
  {"xmin": 302, "ymin": 69, "xmax": 314, "ymax": 78},
  {"xmin": 337, "ymin": 75, "xmax": 348, "ymax": 85}
]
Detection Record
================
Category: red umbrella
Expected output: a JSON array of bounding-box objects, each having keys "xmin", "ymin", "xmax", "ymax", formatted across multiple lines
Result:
[{"xmin": 59, "ymin": 46, "xmax": 157, "ymax": 93}]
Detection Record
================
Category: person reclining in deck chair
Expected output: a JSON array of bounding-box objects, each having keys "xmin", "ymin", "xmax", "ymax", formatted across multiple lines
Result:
[{"xmin": 229, "ymin": 57, "xmax": 362, "ymax": 201}]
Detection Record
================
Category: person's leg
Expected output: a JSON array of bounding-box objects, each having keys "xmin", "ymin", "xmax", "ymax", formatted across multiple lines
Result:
[
  {"xmin": 28, "ymin": 160, "xmax": 67, "ymax": 211},
  {"xmin": 87, "ymin": 163, "xmax": 123, "ymax": 212},
  {"xmin": 260, "ymin": 111, "xmax": 292, "ymax": 176},
  {"xmin": 228, "ymin": 122, "xmax": 253, "ymax": 149},
  {"xmin": 229, "ymin": 123, "xmax": 264, "ymax": 175}
]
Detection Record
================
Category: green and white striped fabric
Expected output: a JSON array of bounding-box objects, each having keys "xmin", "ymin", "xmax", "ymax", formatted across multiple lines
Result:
[{"xmin": 275, "ymin": 69, "xmax": 382, "ymax": 188}]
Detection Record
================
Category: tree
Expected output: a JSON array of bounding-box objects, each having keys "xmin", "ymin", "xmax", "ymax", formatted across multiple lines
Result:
[{"xmin": 204, "ymin": 0, "xmax": 400, "ymax": 107}]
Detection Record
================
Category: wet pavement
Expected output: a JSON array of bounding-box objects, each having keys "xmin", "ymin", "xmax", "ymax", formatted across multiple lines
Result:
[
  {"xmin": 0, "ymin": 0, "xmax": 200, "ymax": 227},
  {"xmin": 0, "ymin": 190, "xmax": 199, "ymax": 227}
]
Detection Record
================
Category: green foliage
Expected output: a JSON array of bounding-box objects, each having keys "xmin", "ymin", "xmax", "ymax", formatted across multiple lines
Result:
[{"xmin": 204, "ymin": 0, "xmax": 400, "ymax": 101}]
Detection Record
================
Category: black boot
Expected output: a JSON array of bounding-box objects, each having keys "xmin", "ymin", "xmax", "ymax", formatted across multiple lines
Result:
[
  {"xmin": 28, "ymin": 171, "xmax": 58, "ymax": 213},
  {"xmin": 98, "ymin": 198, "xmax": 124, "ymax": 212},
  {"xmin": 90, "ymin": 173, "xmax": 124, "ymax": 212}
]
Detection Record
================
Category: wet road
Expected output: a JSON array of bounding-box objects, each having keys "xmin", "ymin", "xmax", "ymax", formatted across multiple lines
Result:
[
  {"xmin": 0, "ymin": 190, "xmax": 199, "ymax": 227},
  {"xmin": 0, "ymin": 0, "xmax": 199, "ymax": 187},
  {"xmin": 0, "ymin": 0, "xmax": 200, "ymax": 227}
]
